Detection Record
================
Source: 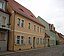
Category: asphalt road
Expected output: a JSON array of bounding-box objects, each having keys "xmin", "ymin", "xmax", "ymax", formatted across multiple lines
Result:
[{"xmin": 1, "ymin": 45, "xmax": 64, "ymax": 56}]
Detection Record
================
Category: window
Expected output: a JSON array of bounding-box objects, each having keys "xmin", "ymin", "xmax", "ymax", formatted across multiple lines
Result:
[
  {"xmin": 37, "ymin": 27, "xmax": 39, "ymax": 32},
  {"xmin": 19, "ymin": 8, "xmax": 24, "ymax": 12},
  {"xmin": 34, "ymin": 25, "xmax": 36, "ymax": 31},
  {"xmin": 0, "ymin": 32, "xmax": 5, "ymax": 40},
  {"xmin": 28, "ymin": 37, "xmax": 31, "ymax": 44},
  {"xmin": 16, "ymin": 36, "xmax": 24, "ymax": 44},
  {"xmin": 17, "ymin": 36, "xmax": 20, "ymax": 44},
  {"xmin": 0, "ymin": 2, "xmax": 3, "ymax": 9},
  {"xmin": 30, "ymin": 15, "xmax": 33, "ymax": 17},
  {"xmin": 40, "ymin": 38, "xmax": 42, "ymax": 44},
  {"xmin": 40, "ymin": 28, "xmax": 41, "ymax": 33},
  {"xmin": 2, "ymin": 16, "xmax": 6, "ymax": 25},
  {"xmin": 21, "ymin": 36, "xmax": 24, "ymax": 44},
  {"xmin": 17, "ymin": 18, "xmax": 20, "ymax": 26},
  {"xmin": 28, "ymin": 23, "xmax": 30, "ymax": 29},
  {"xmin": 37, "ymin": 38, "xmax": 39, "ymax": 45},
  {"xmin": 21, "ymin": 20, "xmax": 24, "ymax": 27}
]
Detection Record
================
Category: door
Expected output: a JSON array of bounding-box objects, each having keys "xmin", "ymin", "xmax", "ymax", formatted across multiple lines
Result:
[
  {"xmin": 33, "ymin": 37, "xmax": 35, "ymax": 48},
  {"xmin": 0, "ymin": 32, "xmax": 7, "ymax": 51},
  {"xmin": 48, "ymin": 38, "xmax": 50, "ymax": 47}
]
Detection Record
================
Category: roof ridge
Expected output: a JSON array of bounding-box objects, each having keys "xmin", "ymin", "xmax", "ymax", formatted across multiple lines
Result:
[{"xmin": 38, "ymin": 16, "xmax": 49, "ymax": 24}]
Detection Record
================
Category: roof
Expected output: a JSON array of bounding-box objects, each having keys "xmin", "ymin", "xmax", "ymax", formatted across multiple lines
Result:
[
  {"xmin": 6, "ymin": 0, "xmax": 45, "ymax": 28},
  {"xmin": 56, "ymin": 32, "xmax": 64, "ymax": 39},
  {"xmin": 4, "ymin": 0, "xmax": 8, "ymax": 2}
]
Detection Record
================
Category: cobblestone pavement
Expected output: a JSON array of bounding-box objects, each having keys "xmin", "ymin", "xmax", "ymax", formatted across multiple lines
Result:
[{"xmin": 1, "ymin": 45, "xmax": 64, "ymax": 56}]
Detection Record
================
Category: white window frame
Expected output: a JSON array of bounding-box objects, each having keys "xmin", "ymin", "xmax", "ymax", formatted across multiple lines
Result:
[
  {"xmin": 40, "ymin": 38, "xmax": 42, "ymax": 44},
  {"xmin": 17, "ymin": 18, "xmax": 20, "ymax": 26},
  {"xmin": 37, "ymin": 38, "xmax": 39, "ymax": 45},
  {"xmin": 16, "ymin": 36, "xmax": 20, "ymax": 44},
  {"xmin": 0, "ymin": 2, "xmax": 3, "ymax": 9},
  {"xmin": 28, "ymin": 22, "xmax": 31, "ymax": 29},
  {"xmin": 34, "ymin": 25, "xmax": 36, "ymax": 31},
  {"xmin": 21, "ymin": 36, "xmax": 24, "ymax": 44},
  {"xmin": 28, "ymin": 37, "xmax": 31, "ymax": 44},
  {"xmin": 21, "ymin": 19, "xmax": 24, "ymax": 27},
  {"xmin": 16, "ymin": 36, "xmax": 25, "ymax": 44}
]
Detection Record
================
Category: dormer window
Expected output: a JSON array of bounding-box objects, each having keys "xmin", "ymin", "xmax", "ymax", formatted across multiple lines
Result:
[
  {"xmin": 0, "ymin": 2, "xmax": 3, "ymax": 9},
  {"xmin": 19, "ymin": 8, "xmax": 24, "ymax": 12},
  {"xmin": 30, "ymin": 15, "xmax": 33, "ymax": 17}
]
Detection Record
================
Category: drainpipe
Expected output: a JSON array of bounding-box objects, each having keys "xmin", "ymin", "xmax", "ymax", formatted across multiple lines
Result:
[
  {"xmin": 13, "ymin": 11, "xmax": 15, "ymax": 51},
  {"xmin": 7, "ymin": 15, "xmax": 10, "ymax": 51}
]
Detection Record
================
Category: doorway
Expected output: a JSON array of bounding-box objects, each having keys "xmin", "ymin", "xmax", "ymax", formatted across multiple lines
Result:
[{"xmin": 33, "ymin": 37, "xmax": 35, "ymax": 48}]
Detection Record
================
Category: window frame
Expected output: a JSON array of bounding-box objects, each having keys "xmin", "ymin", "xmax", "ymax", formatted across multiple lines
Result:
[
  {"xmin": 37, "ymin": 26, "xmax": 39, "ymax": 32},
  {"xmin": 34, "ymin": 25, "xmax": 36, "ymax": 31},
  {"xmin": 28, "ymin": 37, "xmax": 31, "ymax": 44},
  {"xmin": 21, "ymin": 36, "xmax": 24, "ymax": 44},
  {"xmin": 17, "ymin": 18, "xmax": 20, "ymax": 26},
  {"xmin": 16, "ymin": 36, "xmax": 20, "ymax": 44},
  {"xmin": 0, "ymin": 1, "xmax": 3, "ymax": 9},
  {"xmin": 40, "ymin": 38, "xmax": 42, "ymax": 44},
  {"xmin": 37, "ymin": 38, "xmax": 39, "ymax": 45},
  {"xmin": 21, "ymin": 19, "xmax": 24, "ymax": 27},
  {"xmin": 28, "ymin": 23, "xmax": 31, "ymax": 29}
]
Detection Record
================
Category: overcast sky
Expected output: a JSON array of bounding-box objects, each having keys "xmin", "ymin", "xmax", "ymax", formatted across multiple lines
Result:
[{"xmin": 15, "ymin": 0, "xmax": 64, "ymax": 34}]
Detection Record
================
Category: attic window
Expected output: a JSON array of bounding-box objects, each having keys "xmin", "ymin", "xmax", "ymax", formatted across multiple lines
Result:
[
  {"xmin": 30, "ymin": 15, "xmax": 33, "ymax": 17},
  {"xmin": 19, "ymin": 8, "xmax": 24, "ymax": 12}
]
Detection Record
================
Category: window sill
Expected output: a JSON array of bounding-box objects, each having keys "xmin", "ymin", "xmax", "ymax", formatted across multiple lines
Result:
[{"xmin": 15, "ymin": 44, "xmax": 25, "ymax": 46}]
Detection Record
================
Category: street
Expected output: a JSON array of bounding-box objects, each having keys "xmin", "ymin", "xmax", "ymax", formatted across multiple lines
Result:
[{"xmin": 0, "ymin": 45, "xmax": 64, "ymax": 56}]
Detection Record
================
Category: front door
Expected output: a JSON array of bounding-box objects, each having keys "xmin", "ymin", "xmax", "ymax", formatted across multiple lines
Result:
[
  {"xmin": 33, "ymin": 37, "xmax": 35, "ymax": 48},
  {"xmin": 48, "ymin": 38, "xmax": 50, "ymax": 47}
]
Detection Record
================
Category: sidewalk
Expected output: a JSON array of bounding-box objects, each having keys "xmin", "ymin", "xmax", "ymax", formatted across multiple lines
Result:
[
  {"xmin": 0, "ymin": 48, "xmax": 44, "ymax": 55},
  {"xmin": 0, "ymin": 45, "xmax": 64, "ymax": 56}
]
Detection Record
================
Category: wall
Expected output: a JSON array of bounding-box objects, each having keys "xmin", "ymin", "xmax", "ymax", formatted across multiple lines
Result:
[{"xmin": 13, "ymin": 13, "xmax": 45, "ymax": 51}]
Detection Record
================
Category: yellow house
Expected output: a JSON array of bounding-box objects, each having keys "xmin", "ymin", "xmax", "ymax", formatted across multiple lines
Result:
[{"xmin": 6, "ymin": 0, "xmax": 45, "ymax": 51}]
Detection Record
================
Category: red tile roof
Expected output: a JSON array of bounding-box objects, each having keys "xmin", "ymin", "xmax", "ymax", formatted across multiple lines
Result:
[{"xmin": 6, "ymin": 0, "xmax": 45, "ymax": 28}]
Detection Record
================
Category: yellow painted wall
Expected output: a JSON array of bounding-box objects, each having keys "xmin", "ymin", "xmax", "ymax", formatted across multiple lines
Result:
[{"xmin": 15, "ymin": 13, "xmax": 45, "ymax": 36}]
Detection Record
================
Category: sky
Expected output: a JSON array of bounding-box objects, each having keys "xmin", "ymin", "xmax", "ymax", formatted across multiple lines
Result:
[{"xmin": 15, "ymin": 0, "xmax": 64, "ymax": 34}]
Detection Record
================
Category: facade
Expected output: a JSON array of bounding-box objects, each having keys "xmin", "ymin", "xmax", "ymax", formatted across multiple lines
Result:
[
  {"xmin": 56, "ymin": 32, "xmax": 64, "ymax": 45},
  {"xmin": 6, "ymin": 0, "xmax": 45, "ymax": 51},
  {"xmin": 37, "ymin": 16, "xmax": 56, "ymax": 46},
  {"xmin": 0, "ymin": 0, "xmax": 10, "ymax": 51},
  {"xmin": 0, "ymin": 0, "xmax": 63, "ymax": 52},
  {"xmin": 49, "ymin": 24, "xmax": 56, "ymax": 46}
]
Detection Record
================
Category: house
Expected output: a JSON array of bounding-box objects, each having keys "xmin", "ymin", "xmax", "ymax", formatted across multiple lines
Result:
[
  {"xmin": 49, "ymin": 24, "xmax": 56, "ymax": 46},
  {"xmin": 6, "ymin": 0, "xmax": 45, "ymax": 51},
  {"xmin": 0, "ymin": 0, "xmax": 10, "ymax": 51},
  {"xmin": 37, "ymin": 16, "xmax": 56, "ymax": 47},
  {"xmin": 56, "ymin": 32, "xmax": 64, "ymax": 45}
]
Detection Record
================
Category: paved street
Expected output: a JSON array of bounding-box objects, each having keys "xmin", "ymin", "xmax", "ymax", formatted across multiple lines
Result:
[{"xmin": 0, "ymin": 45, "xmax": 64, "ymax": 56}]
